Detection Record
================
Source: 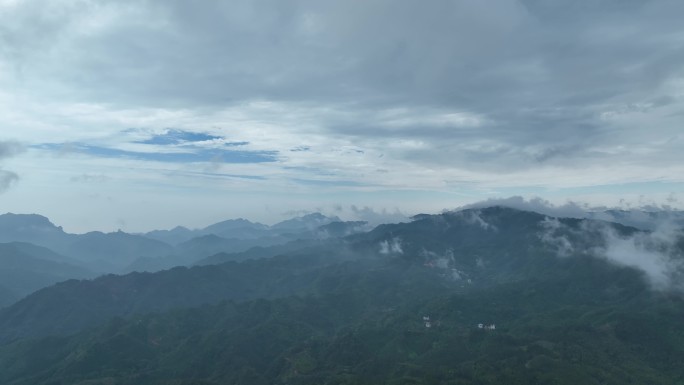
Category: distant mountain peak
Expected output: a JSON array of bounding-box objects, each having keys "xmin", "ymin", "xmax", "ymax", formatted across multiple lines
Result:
[
  {"xmin": 300, "ymin": 212, "xmax": 329, "ymax": 219},
  {"xmin": 272, "ymin": 212, "xmax": 341, "ymax": 231},
  {"xmin": 0, "ymin": 213, "xmax": 67, "ymax": 248},
  {"xmin": 192, "ymin": 234, "xmax": 225, "ymax": 242},
  {"xmin": 0, "ymin": 213, "xmax": 62, "ymax": 231},
  {"xmin": 203, "ymin": 218, "xmax": 268, "ymax": 232}
]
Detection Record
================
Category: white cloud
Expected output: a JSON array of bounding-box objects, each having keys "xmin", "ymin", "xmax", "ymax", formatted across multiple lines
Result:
[
  {"xmin": 538, "ymin": 217, "xmax": 575, "ymax": 258},
  {"xmin": 598, "ymin": 224, "xmax": 684, "ymax": 290},
  {"xmin": 538, "ymin": 214, "xmax": 684, "ymax": 291},
  {"xmin": 379, "ymin": 237, "xmax": 403, "ymax": 255}
]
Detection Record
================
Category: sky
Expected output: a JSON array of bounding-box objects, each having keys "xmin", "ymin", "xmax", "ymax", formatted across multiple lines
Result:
[{"xmin": 1, "ymin": 0, "xmax": 683, "ymax": 233}]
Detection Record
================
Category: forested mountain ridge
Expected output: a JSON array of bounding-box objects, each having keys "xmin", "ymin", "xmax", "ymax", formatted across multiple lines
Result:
[
  {"xmin": 0, "ymin": 242, "xmax": 95, "ymax": 308},
  {"xmin": 0, "ymin": 212, "xmax": 350, "ymax": 275},
  {"xmin": 0, "ymin": 206, "xmax": 682, "ymax": 384},
  {"xmin": 1, "ymin": 244, "xmax": 682, "ymax": 384},
  {"xmin": 0, "ymin": 240, "xmax": 359, "ymax": 343}
]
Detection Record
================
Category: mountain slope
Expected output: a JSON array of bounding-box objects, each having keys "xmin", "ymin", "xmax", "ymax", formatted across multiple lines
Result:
[
  {"xmin": 0, "ymin": 286, "xmax": 17, "ymax": 309},
  {"xmin": 0, "ymin": 240, "xmax": 359, "ymax": 343},
  {"xmin": 0, "ymin": 243, "xmax": 95, "ymax": 306},
  {"xmin": 271, "ymin": 213, "xmax": 340, "ymax": 233},
  {"xmin": 143, "ymin": 226, "xmax": 196, "ymax": 246},
  {"xmin": 0, "ymin": 213, "xmax": 72, "ymax": 250},
  {"xmin": 0, "ymin": 249, "xmax": 682, "ymax": 385},
  {"xmin": 143, "ymin": 218, "xmax": 270, "ymax": 246},
  {"xmin": 64, "ymin": 231, "xmax": 174, "ymax": 271},
  {"xmin": 201, "ymin": 218, "xmax": 269, "ymax": 239},
  {"xmin": 2, "ymin": 206, "xmax": 682, "ymax": 384},
  {"xmin": 0, "ymin": 214, "xmax": 176, "ymax": 273},
  {"xmin": 129, "ymin": 218, "xmax": 365, "ymax": 273},
  {"xmin": 195, "ymin": 238, "xmax": 325, "ymax": 266},
  {"xmin": 0, "ymin": 212, "xmax": 351, "ymax": 275},
  {"xmin": 0, "ymin": 207, "xmax": 647, "ymax": 344},
  {"xmin": 5, "ymin": 242, "xmax": 85, "ymax": 266},
  {"xmin": 175, "ymin": 234, "xmax": 286, "ymax": 261},
  {"xmin": 589, "ymin": 209, "xmax": 684, "ymax": 231}
]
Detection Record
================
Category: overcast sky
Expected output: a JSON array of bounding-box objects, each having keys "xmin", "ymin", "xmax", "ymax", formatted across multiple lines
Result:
[{"xmin": 1, "ymin": 0, "xmax": 683, "ymax": 232}]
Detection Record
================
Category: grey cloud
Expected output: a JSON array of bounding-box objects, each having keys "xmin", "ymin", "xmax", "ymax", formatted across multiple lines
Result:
[
  {"xmin": 5, "ymin": 0, "xmax": 680, "ymax": 110},
  {"xmin": 0, "ymin": 170, "xmax": 19, "ymax": 193},
  {"xmin": 2, "ymin": 1, "xmax": 684, "ymax": 178},
  {"xmin": 532, "ymin": 145, "xmax": 584, "ymax": 163},
  {"xmin": 0, "ymin": 141, "xmax": 24, "ymax": 159},
  {"xmin": 0, "ymin": 141, "xmax": 23, "ymax": 193}
]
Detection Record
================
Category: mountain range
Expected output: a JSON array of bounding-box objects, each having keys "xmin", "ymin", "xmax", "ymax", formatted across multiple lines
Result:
[
  {"xmin": 0, "ymin": 211, "xmax": 352, "ymax": 276},
  {"xmin": 0, "ymin": 206, "xmax": 682, "ymax": 384},
  {"xmin": 0, "ymin": 242, "xmax": 95, "ymax": 308}
]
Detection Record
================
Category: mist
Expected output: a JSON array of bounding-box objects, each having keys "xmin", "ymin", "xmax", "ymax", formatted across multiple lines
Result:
[
  {"xmin": 538, "ymin": 214, "xmax": 684, "ymax": 291},
  {"xmin": 598, "ymin": 223, "xmax": 684, "ymax": 291}
]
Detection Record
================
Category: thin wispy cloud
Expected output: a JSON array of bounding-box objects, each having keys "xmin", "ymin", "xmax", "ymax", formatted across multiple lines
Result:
[{"xmin": 35, "ymin": 142, "xmax": 278, "ymax": 164}]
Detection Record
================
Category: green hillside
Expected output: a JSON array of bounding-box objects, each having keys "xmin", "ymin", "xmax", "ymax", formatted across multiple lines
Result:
[
  {"xmin": 0, "ymin": 208, "xmax": 682, "ymax": 384},
  {"xmin": 0, "ymin": 254, "xmax": 682, "ymax": 385}
]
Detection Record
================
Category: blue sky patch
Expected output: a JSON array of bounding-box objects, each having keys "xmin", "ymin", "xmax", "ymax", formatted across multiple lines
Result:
[{"xmin": 136, "ymin": 129, "xmax": 223, "ymax": 145}]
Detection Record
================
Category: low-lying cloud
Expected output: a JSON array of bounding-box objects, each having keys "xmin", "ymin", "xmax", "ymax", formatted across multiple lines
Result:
[
  {"xmin": 379, "ymin": 237, "xmax": 403, "ymax": 255},
  {"xmin": 538, "ymin": 217, "xmax": 576, "ymax": 258},
  {"xmin": 598, "ymin": 224, "xmax": 684, "ymax": 291},
  {"xmin": 538, "ymin": 216, "xmax": 684, "ymax": 291},
  {"xmin": 459, "ymin": 209, "xmax": 498, "ymax": 231}
]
